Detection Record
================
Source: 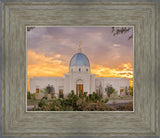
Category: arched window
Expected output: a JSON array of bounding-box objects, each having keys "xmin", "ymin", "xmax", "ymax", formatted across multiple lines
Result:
[
  {"xmin": 79, "ymin": 68, "xmax": 81, "ymax": 72},
  {"xmin": 59, "ymin": 89, "xmax": 64, "ymax": 98},
  {"xmin": 36, "ymin": 88, "xmax": 39, "ymax": 93}
]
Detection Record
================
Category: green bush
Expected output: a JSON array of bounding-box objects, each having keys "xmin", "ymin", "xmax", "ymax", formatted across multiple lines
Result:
[
  {"xmin": 104, "ymin": 98, "xmax": 109, "ymax": 103},
  {"xmin": 27, "ymin": 91, "xmax": 31, "ymax": 99},
  {"xmin": 65, "ymin": 106, "xmax": 73, "ymax": 111},
  {"xmin": 79, "ymin": 90, "xmax": 83, "ymax": 98},
  {"xmin": 59, "ymin": 93, "xmax": 64, "ymax": 98},
  {"xmin": 38, "ymin": 99, "xmax": 46, "ymax": 108},
  {"xmin": 129, "ymin": 86, "xmax": 133, "ymax": 96},
  {"xmin": 32, "ymin": 105, "xmax": 41, "ymax": 111},
  {"xmin": 105, "ymin": 85, "xmax": 116, "ymax": 97},
  {"xmin": 83, "ymin": 102, "xmax": 115, "ymax": 111},
  {"xmin": 30, "ymin": 93, "xmax": 36, "ymax": 100},
  {"xmin": 84, "ymin": 92, "xmax": 88, "ymax": 97},
  {"xmin": 42, "ymin": 97, "xmax": 47, "ymax": 100},
  {"xmin": 37, "ymin": 90, "xmax": 112, "ymax": 111}
]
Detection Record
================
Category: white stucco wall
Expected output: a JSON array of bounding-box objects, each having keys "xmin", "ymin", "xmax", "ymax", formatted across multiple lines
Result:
[
  {"xmin": 30, "ymin": 77, "xmax": 64, "ymax": 94},
  {"xmin": 69, "ymin": 65, "xmax": 90, "ymax": 73},
  {"xmin": 95, "ymin": 77, "xmax": 130, "ymax": 95},
  {"xmin": 63, "ymin": 72, "xmax": 95, "ymax": 96},
  {"xmin": 30, "ymin": 75, "xmax": 130, "ymax": 97}
]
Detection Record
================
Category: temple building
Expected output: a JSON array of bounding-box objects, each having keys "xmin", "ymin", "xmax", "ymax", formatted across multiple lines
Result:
[{"xmin": 30, "ymin": 43, "xmax": 130, "ymax": 98}]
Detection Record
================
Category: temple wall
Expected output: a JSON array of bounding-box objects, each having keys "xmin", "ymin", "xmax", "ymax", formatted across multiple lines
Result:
[
  {"xmin": 30, "ymin": 77, "xmax": 64, "ymax": 94},
  {"xmin": 95, "ymin": 77, "xmax": 130, "ymax": 96},
  {"xmin": 30, "ymin": 76, "xmax": 130, "ymax": 97}
]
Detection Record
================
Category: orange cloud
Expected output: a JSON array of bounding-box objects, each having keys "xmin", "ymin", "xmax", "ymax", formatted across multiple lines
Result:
[
  {"xmin": 91, "ymin": 63, "xmax": 133, "ymax": 86},
  {"xmin": 113, "ymin": 44, "xmax": 120, "ymax": 47},
  {"xmin": 27, "ymin": 51, "xmax": 133, "ymax": 91},
  {"xmin": 27, "ymin": 50, "xmax": 68, "ymax": 90}
]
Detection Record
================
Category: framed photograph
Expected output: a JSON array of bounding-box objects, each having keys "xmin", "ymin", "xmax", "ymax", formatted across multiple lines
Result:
[
  {"xmin": 27, "ymin": 26, "xmax": 134, "ymax": 112},
  {"xmin": 1, "ymin": 1, "xmax": 159, "ymax": 137}
]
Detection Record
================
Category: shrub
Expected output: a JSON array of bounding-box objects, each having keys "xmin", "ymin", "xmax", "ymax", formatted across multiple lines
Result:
[
  {"xmin": 95, "ymin": 93, "xmax": 101, "ymax": 102},
  {"xmin": 31, "ymin": 93, "xmax": 36, "ymax": 100},
  {"xmin": 65, "ymin": 106, "xmax": 73, "ymax": 111},
  {"xmin": 38, "ymin": 99, "xmax": 46, "ymax": 108},
  {"xmin": 42, "ymin": 97, "xmax": 47, "ymax": 100},
  {"xmin": 84, "ymin": 102, "xmax": 115, "ymax": 111},
  {"xmin": 32, "ymin": 105, "xmax": 41, "ymax": 111},
  {"xmin": 37, "ymin": 90, "xmax": 113, "ymax": 111},
  {"xmin": 84, "ymin": 92, "xmax": 88, "ymax": 97},
  {"xmin": 104, "ymin": 98, "xmax": 109, "ymax": 103},
  {"xmin": 105, "ymin": 85, "xmax": 116, "ymax": 97},
  {"xmin": 125, "ymin": 86, "xmax": 129, "ymax": 95},
  {"xmin": 59, "ymin": 93, "xmax": 64, "ymax": 98},
  {"xmin": 89, "ymin": 94, "xmax": 92, "ymax": 100},
  {"xmin": 125, "ymin": 102, "xmax": 133, "ymax": 111},
  {"xmin": 50, "ymin": 100, "xmax": 63, "ymax": 111},
  {"xmin": 27, "ymin": 91, "xmax": 31, "ymax": 99},
  {"xmin": 79, "ymin": 90, "xmax": 83, "ymax": 98},
  {"xmin": 116, "ymin": 102, "xmax": 133, "ymax": 111},
  {"xmin": 129, "ymin": 86, "xmax": 133, "ymax": 96}
]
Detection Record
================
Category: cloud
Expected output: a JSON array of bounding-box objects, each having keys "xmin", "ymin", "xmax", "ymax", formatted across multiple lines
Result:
[
  {"xmin": 27, "ymin": 50, "xmax": 69, "ymax": 90},
  {"xmin": 27, "ymin": 50, "xmax": 133, "ymax": 90},
  {"xmin": 27, "ymin": 27, "xmax": 133, "ymax": 58},
  {"xmin": 27, "ymin": 27, "xmax": 133, "ymax": 90},
  {"xmin": 91, "ymin": 63, "xmax": 133, "ymax": 79},
  {"xmin": 113, "ymin": 44, "xmax": 120, "ymax": 47}
]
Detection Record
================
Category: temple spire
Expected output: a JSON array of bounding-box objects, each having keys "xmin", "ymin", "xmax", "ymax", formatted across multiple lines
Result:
[{"xmin": 78, "ymin": 41, "xmax": 82, "ymax": 53}]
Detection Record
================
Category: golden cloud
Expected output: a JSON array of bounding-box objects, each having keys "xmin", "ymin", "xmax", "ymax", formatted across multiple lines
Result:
[
  {"xmin": 91, "ymin": 63, "xmax": 133, "ymax": 86},
  {"xmin": 27, "ymin": 50, "xmax": 133, "ymax": 91},
  {"xmin": 113, "ymin": 44, "xmax": 120, "ymax": 47},
  {"xmin": 27, "ymin": 50, "xmax": 68, "ymax": 90}
]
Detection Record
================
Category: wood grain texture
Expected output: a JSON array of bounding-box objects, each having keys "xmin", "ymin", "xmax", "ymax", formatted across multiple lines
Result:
[{"xmin": 1, "ymin": 1, "xmax": 159, "ymax": 137}]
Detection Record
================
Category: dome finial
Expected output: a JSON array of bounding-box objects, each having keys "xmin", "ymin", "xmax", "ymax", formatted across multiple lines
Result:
[
  {"xmin": 78, "ymin": 41, "xmax": 81, "ymax": 52},
  {"xmin": 79, "ymin": 41, "xmax": 81, "ymax": 49}
]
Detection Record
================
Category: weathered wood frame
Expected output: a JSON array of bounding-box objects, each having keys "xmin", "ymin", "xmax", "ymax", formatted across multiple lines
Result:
[{"xmin": 1, "ymin": 1, "xmax": 159, "ymax": 137}]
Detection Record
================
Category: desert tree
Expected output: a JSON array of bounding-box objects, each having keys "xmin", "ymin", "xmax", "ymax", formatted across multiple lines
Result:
[
  {"xmin": 27, "ymin": 27, "xmax": 35, "ymax": 32},
  {"xmin": 105, "ymin": 84, "xmax": 116, "ymax": 98},
  {"xmin": 112, "ymin": 27, "xmax": 133, "ymax": 40}
]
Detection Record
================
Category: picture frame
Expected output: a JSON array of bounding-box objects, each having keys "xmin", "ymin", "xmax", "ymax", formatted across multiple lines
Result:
[
  {"xmin": 26, "ymin": 26, "xmax": 134, "ymax": 112},
  {"xmin": 1, "ymin": 1, "xmax": 159, "ymax": 137}
]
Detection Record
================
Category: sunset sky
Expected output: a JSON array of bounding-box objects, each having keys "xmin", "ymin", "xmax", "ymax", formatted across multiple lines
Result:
[{"xmin": 27, "ymin": 27, "xmax": 133, "ymax": 91}]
